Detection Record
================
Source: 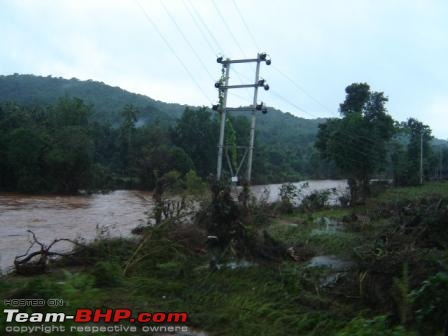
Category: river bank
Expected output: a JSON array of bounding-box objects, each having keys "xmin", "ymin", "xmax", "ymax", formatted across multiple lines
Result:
[
  {"xmin": 1, "ymin": 181, "xmax": 447, "ymax": 335},
  {"xmin": 0, "ymin": 180, "xmax": 348, "ymax": 272}
]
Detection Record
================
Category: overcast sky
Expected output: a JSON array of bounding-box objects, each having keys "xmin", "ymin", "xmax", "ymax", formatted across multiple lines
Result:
[{"xmin": 1, "ymin": 0, "xmax": 447, "ymax": 138}]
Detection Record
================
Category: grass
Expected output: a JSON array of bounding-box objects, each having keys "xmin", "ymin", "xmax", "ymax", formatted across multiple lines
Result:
[
  {"xmin": 0, "ymin": 260, "xmax": 351, "ymax": 335},
  {"xmin": 2, "ymin": 181, "xmax": 447, "ymax": 335},
  {"xmin": 373, "ymin": 181, "xmax": 448, "ymax": 203},
  {"xmin": 268, "ymin": 219, "xmax": 360, "ymax": 257},
  {"xmin": 270, "ymin": 202, "xmax": 364, "ymax": 258}
]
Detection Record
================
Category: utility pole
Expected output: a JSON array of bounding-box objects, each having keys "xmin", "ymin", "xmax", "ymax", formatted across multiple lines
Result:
[
  {"xmin": 246, "ymin": 59, "xmax": 261, "ymax": 182},
  {"xmin": 214, "ymin": 53, "xmax": 271, "ymax": 183},
  {"xmin": 420, "ymin": 131, "xmax": 423, "ymax": 185},
  {"xmin": 216, "ymin": 63, "xmax": 230, "ymax": 180}
]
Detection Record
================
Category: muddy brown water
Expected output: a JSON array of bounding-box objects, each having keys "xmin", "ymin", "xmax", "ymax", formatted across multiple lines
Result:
[
  {"xmin": 249, "ymin": 179, "xmax": 348, "ymax": 204},
  {"xmin": 0, "ymin": 190, "xmax": 153, "ymax": 273},
  {"xmin": 0, "ymin": 180, "xmax": 348, "ymax": 273}
]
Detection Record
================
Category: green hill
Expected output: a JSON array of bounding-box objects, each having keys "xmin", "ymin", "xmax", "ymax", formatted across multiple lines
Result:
[
  {"xmin": 0, "ymin": 74, "xmax": 187, "ymax": 125},
  {"xmin": 1, "ymin": 74, "xmax": 446, "ymax": 191},
  {"xmin": 0, "ymin": 73, "xmax": 326, "ymax": 161}
]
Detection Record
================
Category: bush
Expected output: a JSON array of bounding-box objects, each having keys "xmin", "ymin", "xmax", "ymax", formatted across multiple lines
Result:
[
  {"xmin": 276, "ymin": 182, "xmax": 305, "ymax": 214},
  {"xmin": 92, "ymin": 261, "xmax": 124, "ymax": 287},
  {"xmin": 411, "ymin": 272, "xmax": 448, "ymax": 334},
  {"xmin": 66, "ymin": 238, "xmax": 136, "ymax": 266},
  {"xmin": 301, "ymin": 189, "xmax": 333, "ymax": 212},
  {"xmin": 185, "ymin": 169, "xmax": 206, "ymax": 195}
]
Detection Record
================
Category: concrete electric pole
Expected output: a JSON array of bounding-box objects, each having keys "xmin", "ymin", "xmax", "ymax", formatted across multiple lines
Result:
[
  {"xmin": 216, "ymin": 63, "xmax": 230, "ymax": 180},
  {"xmin": 214, "ymin": 53, "xmax": 271, "ymax": 183}
]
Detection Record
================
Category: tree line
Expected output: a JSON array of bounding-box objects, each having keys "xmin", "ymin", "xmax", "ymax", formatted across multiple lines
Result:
[
  {"xmin": 0, "ymin": 96, "xmax": 326, "ymax": 193},
  {"xmin": 0, "ymin": 83, "xmax": 447, "ymax": 194},
  {"xmin": 316, "ymin": 83, "xmax": 448, "ymax": 203}
]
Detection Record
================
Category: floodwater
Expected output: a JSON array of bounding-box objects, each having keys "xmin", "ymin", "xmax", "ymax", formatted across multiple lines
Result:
[
  {"xmin": 0, "ymin": 180, "xmax": 348, "ymax": 273},
  {"xmin": 249, "ymin": 179, "xmax": 349, "ymax": 205},
  {"xmin": 0, "ymin": 190, "xmax": 152, "ymax": 273}
]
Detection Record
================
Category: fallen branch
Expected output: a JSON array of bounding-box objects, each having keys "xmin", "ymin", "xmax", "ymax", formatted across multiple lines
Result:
[{"xmin": 14, "ymin": 230, "xmax": 87, "ymax": 275}]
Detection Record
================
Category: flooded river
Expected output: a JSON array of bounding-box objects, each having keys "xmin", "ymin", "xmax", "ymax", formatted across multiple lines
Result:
[
  {"xmin": 0, "ymin": 180, "xmax": 348, "ymax": 272},
  {"xmin": 0, "ymin": 190, "xmax": 152, "ymax": 273}
]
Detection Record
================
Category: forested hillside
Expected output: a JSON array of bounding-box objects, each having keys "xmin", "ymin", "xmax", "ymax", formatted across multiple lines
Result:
[
  {"xmin": 0, "ymin": 74, "xmax": 322, "ymax": 134},
  {"xmin": 0, "ymin": 74, "xmax": 185, "ymax": 125},
  {"xmin": 0, "ymin": 74, "xmax": 337, "ymax": 188},
  {"xmin": 1, "ymin": 74, "xmax": 446, "ymax": 193}
]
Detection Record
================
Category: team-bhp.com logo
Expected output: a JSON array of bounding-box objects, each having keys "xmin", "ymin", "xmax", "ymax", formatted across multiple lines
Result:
[{"xmin": 4, "ymin": 308, "xmax": 188, "ymax": 323}]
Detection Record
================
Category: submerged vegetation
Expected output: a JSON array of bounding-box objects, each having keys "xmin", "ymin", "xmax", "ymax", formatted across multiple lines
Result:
[{"xmin": 2, "ymin": 181, "xmax": 448, "ymax": 335}]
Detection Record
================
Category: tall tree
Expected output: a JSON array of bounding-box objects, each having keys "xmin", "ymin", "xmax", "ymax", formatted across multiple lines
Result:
[
  {"xmin": 405, "ymin": 118, "xmax": 432, "ymax": 185},
  {"xmin": 173, "ymin": 107, "xmax": 218, "ymax": 177},
  {"xmin": 316, "ymin": 83, "xmax": 394, "ymax": 203},
  {"xmin": 45, "ymin": 97, "xmax": 94, "ymax": 193},
  {"xmin": 118, "ymin": 104, "xmax": 139, "ymax": 174}
]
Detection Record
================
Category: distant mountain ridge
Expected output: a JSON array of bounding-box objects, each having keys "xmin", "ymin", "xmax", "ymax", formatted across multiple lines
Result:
[
  {"xmin": 1, "ymin": 74, "xmax": 446, "ymax": 150},
  {"xmin": 0, "ymin": 74, "xmax": 326, "ymax": 147},
  {"xmin": 0, "ymin": 74, "xmax": 187, "ymax": 125}
]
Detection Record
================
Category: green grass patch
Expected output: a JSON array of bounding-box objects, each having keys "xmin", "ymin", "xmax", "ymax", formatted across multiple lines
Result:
[{"xmin": 373, "ymin": 181, "xmax": 448, "ymax": 203}]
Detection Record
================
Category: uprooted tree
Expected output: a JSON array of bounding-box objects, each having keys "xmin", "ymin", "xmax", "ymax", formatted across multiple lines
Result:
[{"xmin": 316, "ymin": 83, "xmax": 395, "ymax": 204}]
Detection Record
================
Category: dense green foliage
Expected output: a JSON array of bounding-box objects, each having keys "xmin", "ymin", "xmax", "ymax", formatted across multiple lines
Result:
[
  {"xmin": 316, "ymin": 83, "xmax": 395, "ymax": 202},
  {"xmin": 390, "ymin": 118, "xmax": 435, "ymax": 186},
  {"xmin": 316, "ymin": 83, "xmax": 448, "ymax": 202},
  {"xmin": 0, "ymin": 74, "xmax": 340, "ymax": 192},
  {"xmin": 1, "ymin": 75, "xmax": 447, "ymax": 193},
  {"xmin": 0, "ymin": 98, "xmax": 325, "ymax": 192},
  {"xmin": 0, "ymin": 98, "xmax": 93, "ymax": 192}
]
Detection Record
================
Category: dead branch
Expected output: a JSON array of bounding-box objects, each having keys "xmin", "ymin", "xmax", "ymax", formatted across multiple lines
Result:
[{"xmin": 14, "ymin": 230, "xmax": 88, "ymax": 275}]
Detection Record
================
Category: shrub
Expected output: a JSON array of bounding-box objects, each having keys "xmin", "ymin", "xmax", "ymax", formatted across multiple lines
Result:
[
  {"xmin": 301, "ymin": 189, "xmax": 333, "ymax": 212},
  {"xmin": 92, "ymin": 261, "xmax": 124, "ymax": 287},
  {"xmin": 411, "ymin": 272, "xmax": 448, "ymax": 334}
]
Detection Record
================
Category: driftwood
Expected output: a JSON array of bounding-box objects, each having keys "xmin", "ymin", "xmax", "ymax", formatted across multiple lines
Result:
[{"xmin": 14, "ymin": 230, "xmax": 86, "ymax": 275}]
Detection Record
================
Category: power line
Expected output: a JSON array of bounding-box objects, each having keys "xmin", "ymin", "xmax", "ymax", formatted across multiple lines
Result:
[
  {"xmin": 229, "ymin": 61, "xmax": 385, "ymax": 163},
  {"xmin": 138, "ymin": 0, "xmax": 384, "ymax": 166},
  {"xmin": 269, "ymin": 89, "xmax": 322, "ymax": 119},
  {"xmin": 182, "ymin": 0, "xmax": 217, "ymax": 57},
  {"xmin": 231, "ymin": 0, "xmax": 259, "ymax": 51},
  {"xmin": 246, "ymin": 87, "xmax": 385, "ymax": 165},
  {"xmin": 185, "ymin": 0, "xmax": 246, "ymax": 86},
  {"xmin": 134, "ymin": 0, "xmax": 213, "ymax": 104},
  {"xmin": 186, "ymin": 0, "xmax": 223, "ymax": 53},
  {"xmin": 225, "ymin": 70, "xmax": 381, "ymax": 158},
  {"xmin": 210, "ymin": 0, "xmax": 247, "ymax": 57},
  {"xmin": 230, "ymin": 66, "xmax": 251, "ymax": 82},
  {"xmin": 227, "ymin": 8, "xmax": 351, "ymax": 163},
  {"xmin": 234, "ymin": 66, "xmax": 379, "ymax": 149},
  {"xmin": 270, "ymin": 64, "xmax": 391, "ymax": 147},
  {"xmin": 160, "ymin": 1, "xmax": 215, "ymax": 82},
  {"xmin": 267, "ymin": 89, "xmax": 382, "ymax": 153},
  {"xmin": 228, "ymin": 91, "xmax": 253, "ymax": 104},
  {"xmin": 272, "ymin": 64, "xmax": 335, "ymax": 117}
]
